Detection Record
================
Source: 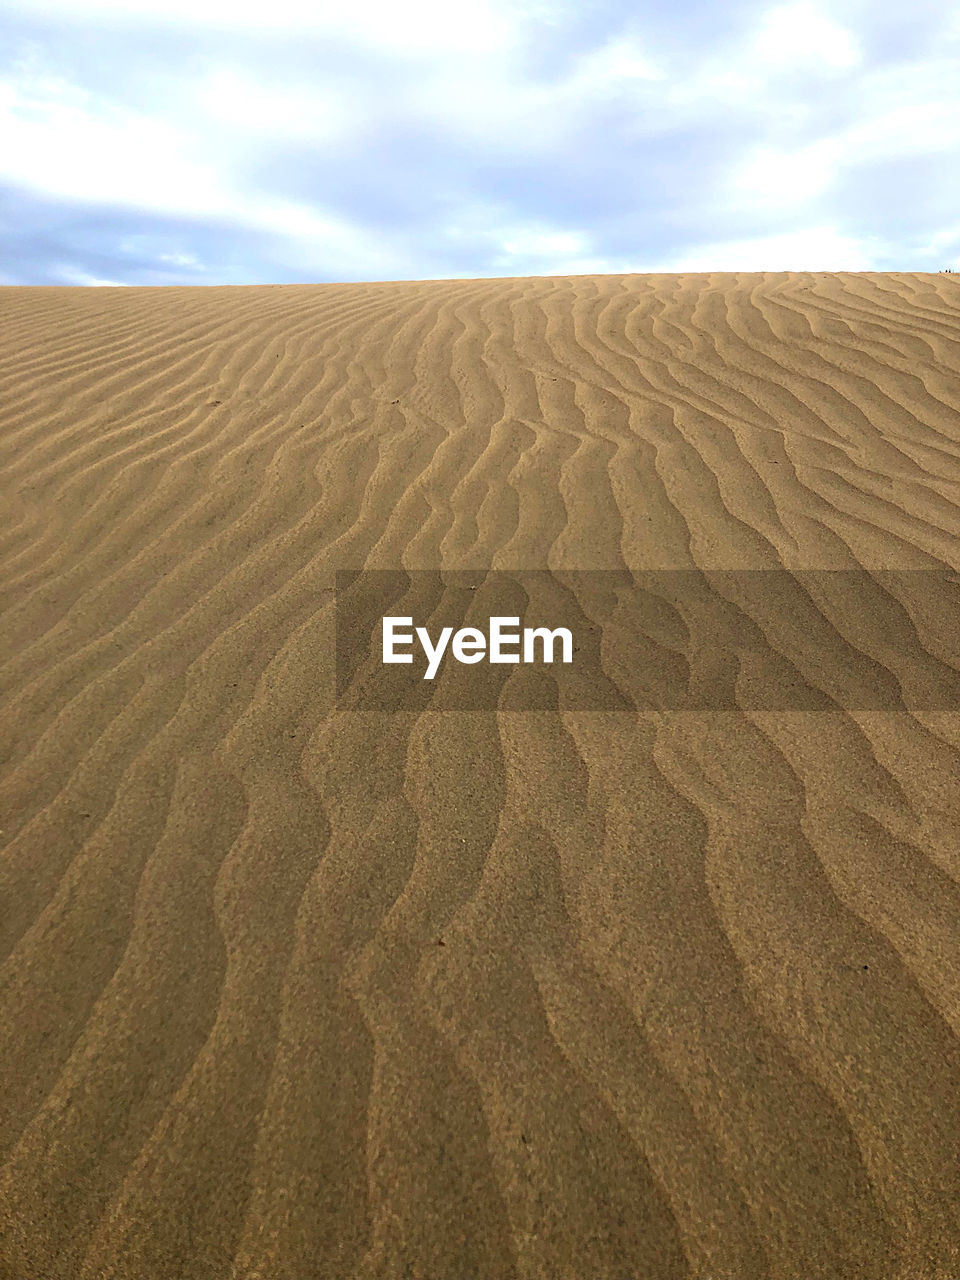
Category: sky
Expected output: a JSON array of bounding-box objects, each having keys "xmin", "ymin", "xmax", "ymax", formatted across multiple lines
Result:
[{"xmin": 0, "ymin": 0, "xmax": 958, "ymax": 285}]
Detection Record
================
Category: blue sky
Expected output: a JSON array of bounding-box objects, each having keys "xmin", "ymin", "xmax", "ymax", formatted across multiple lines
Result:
[{"xmin": 1, "ymin": 0, "xmax": 958, "ymax": 284}]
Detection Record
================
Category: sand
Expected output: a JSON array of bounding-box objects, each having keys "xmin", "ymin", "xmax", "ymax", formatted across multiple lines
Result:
[{"xmin": 1, "ymin": 271, "xmax": 959, "ymax": 1279}]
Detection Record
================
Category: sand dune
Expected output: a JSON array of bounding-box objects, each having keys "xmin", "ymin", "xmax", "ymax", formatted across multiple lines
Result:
[{"xmin": 2, "ymin": 271, "xmax": 960, "ymax": 1278}]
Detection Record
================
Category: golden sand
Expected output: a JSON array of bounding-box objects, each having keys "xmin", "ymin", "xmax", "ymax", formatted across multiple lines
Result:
[{"xmin": 2, "ymin": 272, "xmax": 960, "ymax": 1278}]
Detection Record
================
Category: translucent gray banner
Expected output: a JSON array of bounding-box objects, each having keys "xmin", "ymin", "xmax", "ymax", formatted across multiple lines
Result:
[{"xmin": 333, "ymin": 569, "xmax": 960, "ymax": 711}]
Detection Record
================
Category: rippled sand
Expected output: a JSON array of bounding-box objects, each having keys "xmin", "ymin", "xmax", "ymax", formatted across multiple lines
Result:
[{"xmin": 2, "ymin": 272, "xmax": 960, "ymax": 1279}]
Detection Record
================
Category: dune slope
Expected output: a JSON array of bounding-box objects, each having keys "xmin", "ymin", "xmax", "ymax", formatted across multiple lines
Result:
[{"xmin": 2, "ymin": 272, "xmax": 960, "ymax": 1279}]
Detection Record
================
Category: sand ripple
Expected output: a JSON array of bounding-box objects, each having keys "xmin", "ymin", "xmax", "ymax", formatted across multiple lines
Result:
[{"xmin": 2, "ymin": 273, "xmax": 960, "ymax": 1278}]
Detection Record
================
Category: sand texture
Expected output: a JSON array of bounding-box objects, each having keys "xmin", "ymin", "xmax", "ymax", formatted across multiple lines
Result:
[{"xmin": 2, "ymin": 271, "xmax": 960, "ymax": 1279}]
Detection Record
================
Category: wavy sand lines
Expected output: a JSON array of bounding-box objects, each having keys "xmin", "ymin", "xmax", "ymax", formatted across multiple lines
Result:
[{"xmin": 2, "ymin": 272, "xmax": 960, "ymax": 1279}]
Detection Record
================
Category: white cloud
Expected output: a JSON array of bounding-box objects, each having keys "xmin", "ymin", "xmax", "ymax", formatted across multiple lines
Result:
[
  {"xmin": 399, "ymin": 30, "xmax": 663, "ymax": 156},
  {"xmin": 157, "ymin": 251, "xmax": 202, "ymax": 268},
  {"xmin": 4, "ymin": 0, "xmax": 517, "ymax": 53},
  {"xmin": 192, "ymin": 68, "xmax": 357, "ymax": 143},
  {"xmin": 670, "ymin": 226, "xmax": 884, "ymax": 272},
  {"xmin": 655, "ymin": 2, "xmax": 863, "ymax": 123},
  {"xmin": 0, "ymin": 70, "xmax": 228, "ymax": 215},
  {"xmin": 915, "ymin": 225, "xmax": 960, "ymax": 257},
  {"xmin": 500, "ymin": 229, "xmax": 590, "ymax": 257},
  {"xmin": 730, "ymin": 52, "xmax": 960, "ymax": 211},
  {"xmin": 750, "ymin": 2, "xmax": 861, "ymax": 71},
  {"xmin": 566, "ymin": 34, "xmax": 663, "ymax": 93},
  {"xmin": 0, "ymin": 64, "xmax": 405, "ymax": 277},
  {"xmin": 733, "ymin": 139, "xmax": 846, "ymax": 207},
  {"xmin": 841, "ymin": 88, "xmax": 960, "ymax": 160},
  {"xmin": 0, "ymin": 0, "xmax": 956, "ymax": 281},
  {"xmin": 488, "ymin": 226, "xmax": 889, "ymax": 277},
  {"xmin": 54, "ymin": 265, "xmax": 128, "ymax": 285}
]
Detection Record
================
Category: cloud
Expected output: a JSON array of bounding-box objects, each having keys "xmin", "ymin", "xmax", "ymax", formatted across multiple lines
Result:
[
  {"xmin": 192, "ymin": 69, "xmax": 357, "ymax": 143},
  {"xmin": 499, "ymin": 229, "xmax": 592, "ymax": 258},
  {"xmin": 750, "ymin": 2, "xmax": 861, "ymax": 71},
  {"xmin": 0, "ymin": 58, "xmax": 410, "ymax": 278},
  {"xmin": 670, "ymin": 226, "xmax": 886, "ymax": 272},
  {"xmin": 0, "ymin": 67, "xmax": 227, "ymax": 216},
  {"xmin": 0, "ymin": 0, "xmax": 957, "ymax": 283},
  {"xmin": 53, "ymin": 264, "xmax": 129, "ymax": 285},
  {"xmin": 566, "ymin": 34, "xmax": 664, "ymax": 92},
  {"xmin": 6, "ymin": 0, "xmax": 522, "ymax": 53},
  {"xmin": 729, "ymin": 39, "xmax": 960, "ymax": 212}
]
